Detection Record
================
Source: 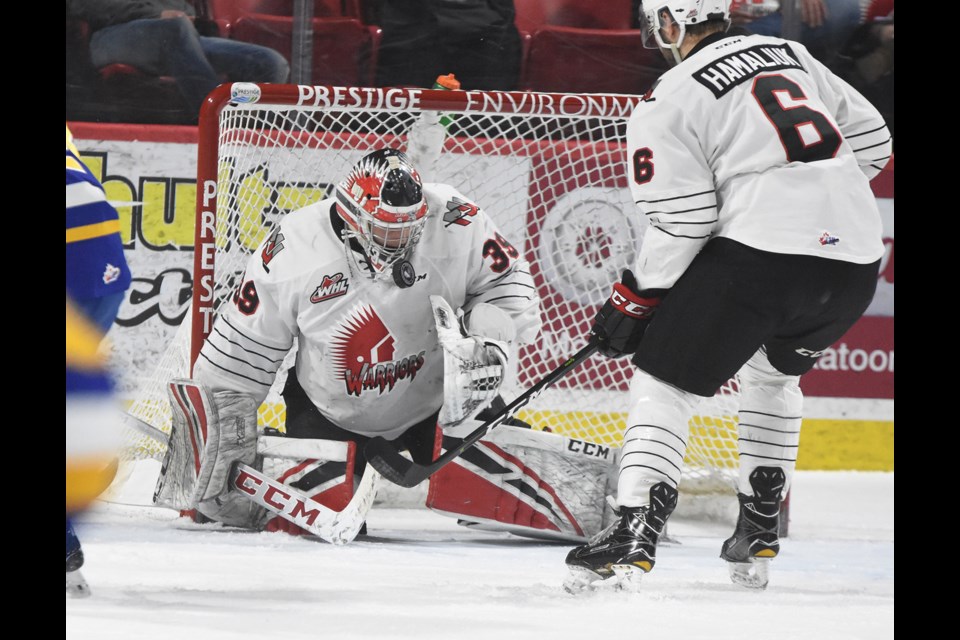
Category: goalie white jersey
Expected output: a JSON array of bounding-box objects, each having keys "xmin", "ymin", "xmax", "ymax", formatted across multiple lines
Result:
[
  {"xmin": 193, "ymin": 183, "xmax": 540, "ymax": 440},
  {"xmin": 627, "ymin": 33, "xmax": 891, "ymax": 290}
]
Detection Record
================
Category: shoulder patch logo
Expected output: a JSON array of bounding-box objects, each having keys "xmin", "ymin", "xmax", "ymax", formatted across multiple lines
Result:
[
  {"xmin": 641, "ymin": 79, "xmax": 661, "ymax": 102},
  {"xmin": 102, "ymin": 263, "xmax": 121, "ymax": 284},
  {"xmin": 311, "ymin": 273, "xmax": 349, "ymax": 303},
  {"xmin": 261, "ymin": 228, "xmax": 285, "ymax": 273},
  {"xmin": 443, "ymin": 196, "xmax": 480, "ymax": 227}
]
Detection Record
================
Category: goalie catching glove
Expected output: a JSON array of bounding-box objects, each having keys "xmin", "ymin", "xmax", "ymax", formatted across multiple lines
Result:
[
  {"xmin": 433, "ymin": 295, "xmax": 514, "ymax": 435},
  {"xmin": 592, "ymin": 270, "xmax": 665, "ymax": 358}
]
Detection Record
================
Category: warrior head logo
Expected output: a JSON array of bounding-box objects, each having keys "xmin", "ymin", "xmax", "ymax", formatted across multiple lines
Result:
[{"xmin": 330, "ymin": 305, "xmax": 425, "ymax": 396}]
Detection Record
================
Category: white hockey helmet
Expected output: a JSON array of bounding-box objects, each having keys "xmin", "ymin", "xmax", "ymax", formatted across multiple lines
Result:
[
  {"xmin": 641, "ymin": 0, "xmax": 732, "ymax": 62},
  {"xmin": 335, "ymin": 148, "xmax": 429, "ymax": 276}
]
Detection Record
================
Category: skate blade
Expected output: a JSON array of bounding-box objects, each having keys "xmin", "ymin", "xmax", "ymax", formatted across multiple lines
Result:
[
  {"xmin": 563, "ymin": 564, "xmax": 646, "ymax": 594},
  {"xmin": 66, "ymin": 570, "xmax": 91, "ymax": 598},
  {"xmin": 727, "ymin": 558, "xmax": 770, "ymax": 590}
]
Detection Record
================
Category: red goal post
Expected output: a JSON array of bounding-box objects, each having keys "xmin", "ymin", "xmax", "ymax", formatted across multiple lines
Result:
[{"xmin": 128, "ymin": 82, "xmax": 742, "ymax": 500}]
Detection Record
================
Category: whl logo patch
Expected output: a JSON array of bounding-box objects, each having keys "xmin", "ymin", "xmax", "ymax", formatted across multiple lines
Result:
[
  {"xmin": 311, "ymin": 273, "xmax": 349, "ymax": 303},
  {"xmin": 330, "ymin": 304, "xmax": 425, "ymax": 396}
]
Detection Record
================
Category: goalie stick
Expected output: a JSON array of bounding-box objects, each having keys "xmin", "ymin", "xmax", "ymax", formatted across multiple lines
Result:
[
  {"xmin": 364, "ymin": 340, "xmax": 599, "ymax": 488},
  {"xmin": 124, "ymin": 414, "xmax": 380, "ymax": 545},
  {"xmin": 229, "ymin": 461, "xmax": 379, "ymax": 545}
]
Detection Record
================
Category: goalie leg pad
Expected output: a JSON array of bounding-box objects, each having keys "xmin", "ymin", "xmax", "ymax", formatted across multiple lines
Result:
[
  {"xmin": 154, "ymin": 379, "xmax": 217, "ymax": 511},
  {"xmin": 183, "ymin": 384, "xmax": 263, "ymax": 528},
  {"xmin": 426, "ymin": 425, "xmax": 616, "ymax": 542}
]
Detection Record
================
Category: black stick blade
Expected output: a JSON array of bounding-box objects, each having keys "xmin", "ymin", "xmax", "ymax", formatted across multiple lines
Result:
[{"xmin": 364, "ymin": 437, "xmax": 422, "ymax": 487}]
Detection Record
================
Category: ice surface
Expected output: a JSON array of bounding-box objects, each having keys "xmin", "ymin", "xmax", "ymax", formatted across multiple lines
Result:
[{"xmin": 67, "ymin": 467, "xmax": 893, "ymax": 640}]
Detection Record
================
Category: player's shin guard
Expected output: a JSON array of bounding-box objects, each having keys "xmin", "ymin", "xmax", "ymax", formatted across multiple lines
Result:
[
  {"xmin": 721, "ymin": 466, "xmax": 786, "ymax": 589},
  {"xmin": 564, "ymin": 482, "xmax": 678, "ymax": 593},
  {"xmin": 617, "ymin": 370, "xmax": 697, "ymax": 508}
]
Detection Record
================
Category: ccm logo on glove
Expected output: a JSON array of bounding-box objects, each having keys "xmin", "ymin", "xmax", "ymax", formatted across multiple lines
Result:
[{"xmin": 611, "ymin": 283, "xmax": 659, "ymax": 319}]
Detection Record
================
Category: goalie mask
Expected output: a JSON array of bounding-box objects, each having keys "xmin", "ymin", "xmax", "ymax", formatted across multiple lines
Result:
[
  {"xmin": 336, "ymin": 148, "xmax": 429, "ymax": 277},
  {"xmin": 641, "ymin": 0, "xmax": 731, "ymax": 65}
]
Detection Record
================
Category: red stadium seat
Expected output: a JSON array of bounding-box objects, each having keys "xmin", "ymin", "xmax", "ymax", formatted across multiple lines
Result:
[
  {"xmin": 520, "ymin": 26, "xmax": 668, "ymax": 94},
  {"xmin": 514, "ymin": 0, "xmax": 633, "ymax": 35},
  {"xmin": 231, "ymin": 14, "xmax": 380, "ymax": 86},
  {"xmin": 209, "ymin": 1, "xmax": 363, "ymax": 33}
]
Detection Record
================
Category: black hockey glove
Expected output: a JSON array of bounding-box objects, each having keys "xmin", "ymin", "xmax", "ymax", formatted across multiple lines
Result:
[{"xmin": 591, "ymin": 270, "xmax": 664, "ymax": 358}]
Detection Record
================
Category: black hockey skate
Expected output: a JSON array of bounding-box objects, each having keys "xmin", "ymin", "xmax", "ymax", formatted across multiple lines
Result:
[
  {"xmin": 720, "ymin": 466, "xmax": 786, "ymax": 590},
  {"xmin": 563, "ymin": 482, "xmax": 678, "ymax": 593}
]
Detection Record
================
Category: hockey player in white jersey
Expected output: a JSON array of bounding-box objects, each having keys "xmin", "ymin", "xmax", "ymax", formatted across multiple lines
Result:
[
  {"xmin": 156, "ymin": 147, "xmax": 625, "ymax": 542},
  {"xmin": 563, "ymin": 0, "xmax": 892, "ymax": 591}
]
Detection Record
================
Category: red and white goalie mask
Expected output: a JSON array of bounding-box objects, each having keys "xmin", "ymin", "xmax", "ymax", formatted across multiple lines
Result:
[{"xmin": 335, "ymin": 148, "xmax": 429, "ymax": 277}]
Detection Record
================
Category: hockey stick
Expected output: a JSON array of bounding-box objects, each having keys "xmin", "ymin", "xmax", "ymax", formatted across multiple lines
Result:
[
  {"xmin": 125, "ymin": 413, "xmax": 379, "ymax": 545},
  {"xmin": 364, "ymin": 340, "xmax": 599, "ymax": 488},
  {"xmin": 229, "ymin": 461, "xmax": 380, "ymax": 545}
]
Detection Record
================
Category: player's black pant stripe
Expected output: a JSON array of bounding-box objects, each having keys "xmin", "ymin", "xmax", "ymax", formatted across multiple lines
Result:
[
  {"xmin": 621, "ymin": 438, "xmax": 683, "ymax": 460},
  {"xmin": 738, "ymin": 422, "xmax": 801, "ymax": 434},
  {"xmin": 740, "ymin": 409, "xmax": 802, "ymax": 420},
  {"xmin": 852, "ymin": 137, "xmax": 892, "ymax": 153},
  {"xmin": 665, "ymin": 218, "xmax": 720, "ymax": 225},
  {"xmin": 619, "ymin": 450, "xmax": 682, "ymax": 474},
  {"xmin": 618, "ymin": 463, "xmax": 677, "ymax": 483},
  {"xmin": 624, "ymin": 424, "xmax": 687, "ymax": 446},
  {"xmin": 211, "ymin": 326, "xmax": 284, "ymax": 364},
  {"xmin": 643, "ymin": 203, "xmax": 717, "ymax": 216},
  {"xmin": 196, "ymin": 352, "xmax": 272, "ymax": 387},
  {"xmin": 846, "ymin": 123, "xmax": 888, "ymax": 139},
  {"xmin": 738, "ymin": 438, "xmax": 799, "ymax": 447},
  {"xmin": 220, "ymin": 316, "xmax": 289, "ymax": 351},
  {"xmin": 651, "ymin": 225, "xmax": 713, "ymax": 240},
  {"xmin": 738, "ymin": 452, "xmax": 797, "ymax": 462},
  {"xmin": 635, "ymin": 188, "xmax": 715, "ymax": 204}
]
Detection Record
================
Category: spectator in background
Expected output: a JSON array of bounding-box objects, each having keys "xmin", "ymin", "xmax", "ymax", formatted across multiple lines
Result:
[
  {"xmin": 831, "ymin": 10, "xmax": 893, "ymax": 136},
  {"xmin": 372, "ymin": 0, "xmax": 522, "ymax": 91},
  {"xmin": 729, "ymin": 0, "xmax": 861, "ymax": 67},
  {"xmin": 68, "ymin": 1, "xmax": 289, "ymax": 114}
]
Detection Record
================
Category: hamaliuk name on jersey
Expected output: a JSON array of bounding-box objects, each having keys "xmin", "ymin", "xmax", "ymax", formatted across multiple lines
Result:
[
  {"xmin": 344, "ymin": 351, "xmax": 426, "ymax": 396},
  {"xmin": 693, "ymin": 43, "xmax": 804, "ymax": 98}
]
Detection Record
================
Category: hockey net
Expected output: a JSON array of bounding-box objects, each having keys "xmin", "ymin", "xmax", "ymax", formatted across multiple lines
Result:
[{"xmin": 124, "ymin": 84, "xmax": 740, "ymax": 502}]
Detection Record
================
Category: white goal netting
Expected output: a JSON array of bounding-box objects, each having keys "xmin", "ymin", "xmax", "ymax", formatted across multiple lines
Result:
[{"xmin": 123, "ymin": 84, "xmax": 741, "ymax": 501}]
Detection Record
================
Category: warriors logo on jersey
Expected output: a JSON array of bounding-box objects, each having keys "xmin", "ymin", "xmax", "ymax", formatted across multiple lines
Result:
[{"xmin": 330, "ymin": 304, "xmax": 426, "ymax": 397}]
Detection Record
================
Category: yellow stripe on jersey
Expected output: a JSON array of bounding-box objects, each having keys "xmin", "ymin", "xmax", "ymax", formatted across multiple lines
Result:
[
  {"xmin": 66, "ymin": 124, "xmax": 85, "ymax": 171},
  {"xmin": 66, "ymin": 124, "xmax": 79, "ymax": 154},
  {"xmin": 66, "ymin": 219, "xmax": 121, "ymax": 244},
  {"xmin": 66, "ymin": 456, "xmax": 119, "ymax": 513},
  {"xmin": 66, "ymin": 299, "xmax": 106, "ymax": 370}
]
